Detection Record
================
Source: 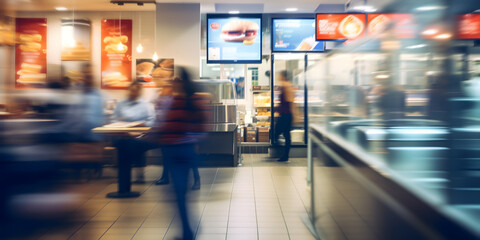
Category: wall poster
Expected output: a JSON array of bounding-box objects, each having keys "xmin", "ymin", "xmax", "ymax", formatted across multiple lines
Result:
[
  {"xmin": 15, "ymin": 18, "xmax": 47, "ymax": 89},
  {"xmin": 101, "ymin": 19, "xmax": 132, "ymax": 89},
  {"xmin": 136, "ymin": 58, "xmax": 174, "ymax": 88}
]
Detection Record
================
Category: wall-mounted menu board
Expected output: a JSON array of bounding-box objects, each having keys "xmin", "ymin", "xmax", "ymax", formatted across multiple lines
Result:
[
  {"xmin": 316, "ymin": 14, "xmax": 365, "ymax": 41},
  {"xmin": 207, "ymin": 14, "xmax": 262, "ymax": 64},
  {"xmin": 457, "ymin": 14, "xmax": 480, "ymax": 39},
  {"xmin": 272, "ymin": 18, "xmax": 324, "ymax": 52},
  {"xmin": 367, "ymin": 14, "xmax": 416, "ymax": 39},
  {"xmin": 101, "ymin": 19, "xmax": 132, "ymax": 89},
  {"xmin": 15, "ymin": 18, "xmax": 47, "ymax": 89}
]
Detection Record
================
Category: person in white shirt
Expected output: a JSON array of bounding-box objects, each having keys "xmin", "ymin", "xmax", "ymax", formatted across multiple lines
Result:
[
  {"xmin": 113, "ymin": 81, "xmax": 155, "ymax": 127},
  {"xmin": 113, "ymin": 81, "xmax": 155, "ymax": 183}
]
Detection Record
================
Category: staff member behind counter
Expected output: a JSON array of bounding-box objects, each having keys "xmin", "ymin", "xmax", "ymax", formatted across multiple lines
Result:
[{"xmin": 113, "ymin": 81, "xmax": 155, "ymax": 183}]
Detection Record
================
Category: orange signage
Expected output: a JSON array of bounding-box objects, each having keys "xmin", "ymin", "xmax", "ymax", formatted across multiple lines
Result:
[
  {"xmin": 457, "ymin": 14, "xmax": 480, "ymax": 39},
  {"xmin": 367, "ymin": 14, "xmax": 416, "ymax": 39},
  {"xmin": 101, "ymin": 19, "xmax": 132, "ymax": 89},
  {"xmin": 15, "ymin": 18, "xmax": 47, "ymax": 89},
  {"xmin": 316, "ymin": 14, "xmax": 366, "ymax": 41}
]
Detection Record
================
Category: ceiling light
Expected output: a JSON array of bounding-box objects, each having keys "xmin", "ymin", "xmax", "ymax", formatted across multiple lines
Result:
[
  {"xmin": 55, "ymin": 7, "xmax": 68, "ymax": 11},
  {"xmin": 376, "ymin": 74, "xmax": 390, "ymax": 79},
  {"xmin": 353, "ymin": 5, "xmax": 375, "ymax": 11},
  {"xmin": 435, "ymin": 33, "xmax": 452, "ymax": 39},
  {"xmin": 406, "ymin": 44, "xmax": 427, "ymax": 49},
  {"xmin": 415, "ymin": 5, "xmax": 446, "ymax": 11},
  {"xmin": 136, "ymin": 43, "xmax": 143, "ymax": 53},
  {"xmin": 422, "ymin": 29, "xmax": 438, "ymax": 35},
  {"xmin": 286, "ymin": 8, "xmax": 298, "ymax": 12},
  {"xmin": 152, "ymin": 52, "xmax": 159, "ymax": 61},
  {"xmin": 229, "ymin": 10, "xmax": 240, "ymax": 14}
]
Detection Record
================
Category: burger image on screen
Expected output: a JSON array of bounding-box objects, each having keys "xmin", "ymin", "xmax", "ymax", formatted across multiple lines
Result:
[{"xmin": 220, "ymin": 20, "xmax": 259, "ymax": 44}]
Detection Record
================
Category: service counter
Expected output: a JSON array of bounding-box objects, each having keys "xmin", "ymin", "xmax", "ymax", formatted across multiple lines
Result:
[
  {"xmin": 307, "ymin": 125, "xmax": 480, "ymax": 240},
  {"xmin": 147, "ymin": 123, "xmax": 238, "ymax": 167}
]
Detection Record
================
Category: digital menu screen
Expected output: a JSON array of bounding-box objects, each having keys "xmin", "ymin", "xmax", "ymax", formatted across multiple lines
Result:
[
  {"xmin": 367, "ymin": 14, "xmax": 416, "ymax": 39},
  {"xmin": 207, "ymin": 14, "xmax": 262, "ymax": 64},
  {"xmin": 457, "ymin": 14, "xmax": 480, "ymax": 39},
  {"xmin": 272, "ymin": 19, "xmax": 324, "ymax": 52},
  {"xmin": 316, "ymin": 14, "xmax": 366, "ymax": 41}
]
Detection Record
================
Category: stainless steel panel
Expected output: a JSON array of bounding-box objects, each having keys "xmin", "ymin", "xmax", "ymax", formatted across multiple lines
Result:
[{"xmin": 212, "ymin": 104, "xmax": 236, "ymax": 124}]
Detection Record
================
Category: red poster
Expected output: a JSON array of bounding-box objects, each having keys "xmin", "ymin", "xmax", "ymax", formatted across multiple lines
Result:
[
  {"xmin": 15, "ymin": 18, "xmax": 47, "ymax": 89},
  {"xmin": 316, "ymin": 14, "xmax": 365, "ymax": 41},
  {"xmin": 457, "ymin": 14, "xmax": 480, "ymax": 39},
  {"xmin": 367, "ymin": 14, "xmax": 416, "ymax": 39},
  {"xmin": 101, "ymin": 19, "xmax": 132, "ymax": 89}
]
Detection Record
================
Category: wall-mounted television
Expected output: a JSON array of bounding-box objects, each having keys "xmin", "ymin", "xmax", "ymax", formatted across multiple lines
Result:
[
  {"xmin": 206, "ymin": 14, "xmax": 262, "ymax": 64},
  {"xmin": 272, "ymin": 18, "xmax": 324, "ymax": 52}
]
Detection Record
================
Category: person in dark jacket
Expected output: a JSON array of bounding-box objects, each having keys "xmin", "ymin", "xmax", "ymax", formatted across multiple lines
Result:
[{"xmin": 116, "ymin": 67, "xmax": 209, "ymax": 240}]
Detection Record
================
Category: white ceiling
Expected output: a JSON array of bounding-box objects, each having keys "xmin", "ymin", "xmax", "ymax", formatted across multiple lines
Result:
[{"xmin": 4, "ymin": 0, "xmax": 353, "ymax": 13}]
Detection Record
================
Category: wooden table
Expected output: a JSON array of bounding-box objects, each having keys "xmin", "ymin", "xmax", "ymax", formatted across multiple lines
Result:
[{"xmin": 92, "ymin": 126, "xmax": 151, "ymax": 198}]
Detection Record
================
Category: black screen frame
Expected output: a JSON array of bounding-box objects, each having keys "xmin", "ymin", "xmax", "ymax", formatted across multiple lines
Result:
[{"xmin": 206, "ymin": 13, "xmax": 263, "ymax": 64}]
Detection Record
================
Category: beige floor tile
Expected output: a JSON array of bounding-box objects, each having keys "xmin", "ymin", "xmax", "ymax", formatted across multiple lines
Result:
[
  {"xmin": 227, "ymin": 227, "xmax": 257, "ymax": 234},
  {"xmin": 100, "ymin": 233, "xmax": 135, "ymax": 240},
  {"xmin": 197, "ymin": 227, "xmax": 228, "ymax": 234},
  {"xmin": 227, "ymin": 233, "xmax": 258, "ymax": 240},
  {"xmin": 258, "ymin": 234, "xmax": 290, "ymax": 240},
  {"xmin": 196, "ymin": 233, "xmax": 227, "ymax": 240},
  {"xmin": 289, "ymin": 233, "xmax": 318, "ymax": 240}
]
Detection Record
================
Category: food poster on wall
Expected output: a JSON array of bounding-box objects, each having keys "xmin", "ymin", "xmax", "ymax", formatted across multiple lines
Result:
[
  {"xmin": 367, "ymin": 14, "xmax": 416, "ymax": 39},
  {"xmin": 61, "ymin": 19, "xmax": 91, "ymax": 61},
  {"xmin": 101, "ymin": 19, "xmax": 132, "ymax": 89},
  {"xmin": 15, "ymin": 18, "xmax": 47, "ymax": 88},
  {"xmin": 136, "ymin": 59, "xmax": 174, "ymax": 88},
  {"xmin": 272, "ymin": 19, "xmax": 324, "ymax": 52},
  {"xmin": 316, "ymin": 14, "xmax": 365, "ymax": 41},
  {"xmin": 207, "ymin": 15, "xmax": 262, "ymax": 63}
]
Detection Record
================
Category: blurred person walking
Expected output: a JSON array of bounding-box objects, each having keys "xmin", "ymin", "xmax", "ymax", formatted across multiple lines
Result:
[
  {"xmin": 154, "ymin": 75, "xmax": 202, "ymax": 190},
  {"xmin": 116, "ymin": 67, "xmax": 208, "ymax": 240},
  {"xmin": 273, "ymin": 70, "xmax": 297, "ymax": 162}
]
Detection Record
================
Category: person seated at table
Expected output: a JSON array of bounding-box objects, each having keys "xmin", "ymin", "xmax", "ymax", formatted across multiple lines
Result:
[
  {"xmin": 112, "ymin": 81, "xmax": 155, "ymax": 183},
  {"xmin": 113, "ymin": 81, "xmax": 155, "ymax": 127}
]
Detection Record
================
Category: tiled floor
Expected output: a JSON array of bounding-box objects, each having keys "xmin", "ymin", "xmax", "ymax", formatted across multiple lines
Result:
[{"xmin": 8, "ymin": 154, "xmax": 316, "ymax": 240}]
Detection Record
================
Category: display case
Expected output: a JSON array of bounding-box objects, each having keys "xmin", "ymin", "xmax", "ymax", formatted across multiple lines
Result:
[{"xmin": 307, "ymin": 1, "xmax": 480, "ymax": 239}]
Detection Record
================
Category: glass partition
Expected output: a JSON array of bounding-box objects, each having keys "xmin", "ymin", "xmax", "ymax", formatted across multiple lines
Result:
[
  {"xmin": 273, "ymin": 53, "xmax": 306, "ymax": 144},
  {"xmin": 307, "ymin": 8, "xmax": 480, "ymax": 208}
]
